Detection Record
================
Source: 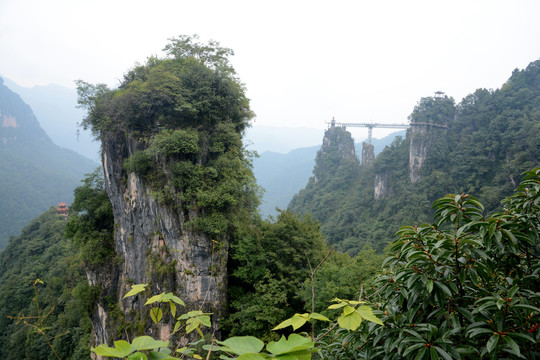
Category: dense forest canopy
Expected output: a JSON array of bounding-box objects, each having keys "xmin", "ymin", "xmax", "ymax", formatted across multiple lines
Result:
[{"xmin": 0, "ymin": 209, "xmax": 92, "ymax": 359}]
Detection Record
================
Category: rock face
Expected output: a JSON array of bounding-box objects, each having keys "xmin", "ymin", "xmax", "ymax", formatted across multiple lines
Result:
[
  {"xmin": 90, "ymin": 131, "xmax": 228, "ymax": 346},
  {"xmin": 361, "ymin": 142, "xmax": 375, "ymax": 166},
  {"xmin": 314, "ymin": 124, "xmax": 357, "ymax": 181},
  {"xmin": 407, "ymin": 96, "xmax": 454, "ymax": 183},
  {"xmin": 408, "ymin": 124, "xmax": 429, "ymax": 183},
  {"xmin": 374, "ymin": 170, "xmax": 390, "ymax": 200},
  {"xmin": 408, "ymin": 124, "xmax": 447, "ymax": 183}
]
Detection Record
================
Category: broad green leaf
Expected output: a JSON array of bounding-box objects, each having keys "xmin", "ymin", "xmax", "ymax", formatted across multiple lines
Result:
[
  {"xmin": 236, "ymin": 353, "xmax": 269, "ymax": 360},
  {"xmin": 272, "ymin": 318, "xmax": 293, "ymax": 331},
  {"xmin": 146, "ymin": 294, "xmax": 164, "ymax": 305},
  {"xmin": 178, "ymin": 310, "xmax": 204, "ymax": 320},
  {"xmin": 347, "ymin": 300, "xmax": 366, "ymax": 305},
  {"xmin": 123, "ymin": 284, "xmax": 148, "ymax": 299},
  {"xmin": 150, "ymin": 307, "xmax": 163, "ymax": 325},
  {"xmin": 169, "ymin": 295, "xmax": 185, "ymax": 306},
  {"xmin": 337, "ymin": 311, "xmax": 362, "ymax": 330},
  {"xmin": 114, "ymin": 340, "xmax": 132, "ymax": 356},
  {"xmin": 486, "ymin": 334, "xmax": 499, "ymax": 353},
  {"xmin": 430, "ymin": 346, "xmax": 440, "ymax": 360},
  {"xmin": 169, "ymin": 301, "xmax": 176, "ymax": 317},
  {"xmin": 128, "ymin": 352, "xmax": 148, "ymax": 360},
  {"xmin": 161, "ymin": 293, "xmax": 185, "ymax": 306},
  {"xmin": 216, "ymin": 336, "xmax": 264, "ymax": 355},
  {"xmin": 308, "ymin": 312, "xmax": 330, "ymax": 322},
  {"xmin": 273, "ymin": 314, "xmax": 307, "ymax": 331},
  {"xmin": 199, "ymin": 315, "xmax": 212, "ymax": 327},
  {"xmin": 343, "ymin": 305, "xmax": 355, "ymax": 316},
  {"xmin": 131, "ymin": 336, "xmax": 169, "ymax": 351},
  {"xmin": 185, "ymin": 321, "xmax": 198, "ymax": 334},
  {"xmin": 92, "ymin": 340, "xmax": 132, "ymax": 357},
  {"xmin": 149, "ymin": 350, "xmax": 181, "ymax": 360},
  {"xmin": 356, "ymin": 305, "xmax": 383, "ymax": 325},
  {"xmin": 266, "ymin": 334, "xmax": 313, "ymax": 355},
  {"xmin": 149, "ymin": 354, "xmax": 178, "ymax": 360},
  {"xmin": 328, "ymin": 302, "xmax": 347, "ymax": 309}
]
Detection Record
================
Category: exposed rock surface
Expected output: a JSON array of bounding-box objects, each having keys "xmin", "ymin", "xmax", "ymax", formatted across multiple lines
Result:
[
  {"xmin": 374, "ymin": 170, "xmax": 391, "ymax": 200},
  {"xmin": 90, "ymin": 131, "xmax": 227, "ymax": 346},
  {"xmin": 409, "ymin": 124, "xmax": 447, "ymax": 183},
  {"xmin": 361, "ymin": 142, "xmax": 375, "ymax": 166}
]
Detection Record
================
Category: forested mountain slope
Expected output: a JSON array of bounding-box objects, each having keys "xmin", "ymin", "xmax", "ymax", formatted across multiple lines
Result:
[
  {"xmin": 254, "ymin": 131, "xmax": 406, "ymax": 218},
  {"xmin": 0, "ymin": 208, "xmax": 91, "ymax": 359},
  {"xmin": 0, "ymin": 78, "xmax": 97, "ymax": 249},
  {"xmin": 1, "ymin": 76, "xmax": 100, "ymax": 162},
  {"xmin": 289, "ymin": 60, "xmax": 540, "ymax": 254}
]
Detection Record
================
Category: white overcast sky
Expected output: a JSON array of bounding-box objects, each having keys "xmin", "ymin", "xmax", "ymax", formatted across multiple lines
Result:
[{"xmin": 1, "ymin": 0, "xmax": 540, "ymax": 138}]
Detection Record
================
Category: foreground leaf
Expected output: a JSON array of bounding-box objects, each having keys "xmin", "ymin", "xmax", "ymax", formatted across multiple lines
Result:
[
  {"xmin": 92, "ymin": 340, "xmax": 132, "ymax": 357},
  {"xmin": 131, "ymin": 336, "xmax": 169, "ymax": 351},
  {"xmin": 266, "ymin": 334, "xmax": 314, "ymax": 355},
  {"xmin": 216, "ymin": 336, "xmax": 264, "ymax": 355},
  {"xmin": 123, "ymin": 284, "xmax": 148, "ymax": 299}
]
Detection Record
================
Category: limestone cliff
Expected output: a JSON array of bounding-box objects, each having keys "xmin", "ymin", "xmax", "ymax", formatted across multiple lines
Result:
[
  {"xmin": 373, "ymin": 170, "xmax": 391, "ymax": 200},
  {"xmin": 407, "ymin": 96, "xmax": 454, "ymax": 183},
  {"xmin": 313, "ymin": 124, "xmax": 358, "ymax": 182},
  {"xmin": 361, "ymin": 142, "xmax": 374, "ymax": 167},
  {"xmin": 88, "ymin": 131, "xmax": 229, "ymax": 346},
  {"xmin": 77, "ymin": 37, "xmax": 256, "ymax": 349}
]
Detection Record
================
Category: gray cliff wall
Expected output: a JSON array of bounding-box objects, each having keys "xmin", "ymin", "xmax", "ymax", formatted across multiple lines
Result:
[
  {"xmin": 408, "ymin": 125, "xmax": 447, "ymax": 183},
  {"xmin": 361, "ymin": 142, "xmax": 375, "ymax": 167},
  {"xmin": 374, "ymin": 170, "xmax": 390, "ymax": 200},
  {"xmin": 91, "ymin": 131, "xmax": 227, "ymax": 346}
]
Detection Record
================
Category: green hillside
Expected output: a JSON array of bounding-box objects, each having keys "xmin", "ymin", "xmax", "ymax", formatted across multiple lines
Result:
[
  {"xmin": 0, "ymin": 208, "xmax": 91, "ymax": 359},
  {"xmin": 254, "ymin": 131, "xmax": 406, "ymax": 219},
  {"xmin": 289, "ymin": 60, "xmax": 540, "ymax": 254},
  {"xmin": 0, "ymin": 77, "xmax": 98, "ymax": 249}
]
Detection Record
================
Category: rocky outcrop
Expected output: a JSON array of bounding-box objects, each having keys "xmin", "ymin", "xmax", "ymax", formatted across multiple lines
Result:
[
  {"xmin": 361, "ymin": 142, "xmax": 374, "ymax": 166},
  {"xmin": 409, "ymin": 125, "xmax": 429, "ymax": 183},
  {"xmin": 313, "ymin": 125, "xmax": 358, "ymax": 182},
  {"xmin": 91, "ymin": 131, "xmax": 228, "ymax": 347},
  {"xmin": 408, "ymin": 124, "xmax": 447, "ymax": 183},
  {"xmin": 374, "ymin": 170, "xmax": 391, "ymax": 200}
]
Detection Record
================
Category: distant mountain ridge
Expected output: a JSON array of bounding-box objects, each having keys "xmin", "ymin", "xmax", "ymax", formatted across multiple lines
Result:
[
  {"xmin": 1, "ymin": 76, "xmax": 100, "ymax": 162},
  {"xmin": 0, "ymin": 77, "xmax": 98, "ymax": 249}
]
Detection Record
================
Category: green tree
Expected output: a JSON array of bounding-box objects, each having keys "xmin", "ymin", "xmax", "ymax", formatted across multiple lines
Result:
[
  {"xmin": 225, "ymin": 210, "xmax": 327, "ymax": 339},
  {"xmin": 319, "ymin": 168, "xmax": 540, "ymax": 359},
  {"xmin": 65, "ymin": 168, "xmax": 115, "ymax": 266}
]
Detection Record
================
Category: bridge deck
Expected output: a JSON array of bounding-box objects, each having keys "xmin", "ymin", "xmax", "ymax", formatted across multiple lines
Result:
[{"xmin": 326, "ymin": 120, "xmax": 447, "ymax": 143}]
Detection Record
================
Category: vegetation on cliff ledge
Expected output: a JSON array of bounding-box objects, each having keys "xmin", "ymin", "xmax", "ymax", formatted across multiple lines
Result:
[{"xmin": 76, "ymin": 35, "xmax": 258, "ymax": 237}]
